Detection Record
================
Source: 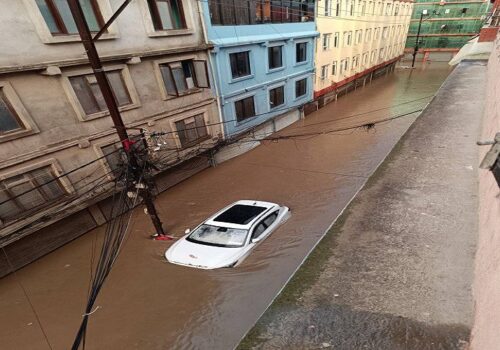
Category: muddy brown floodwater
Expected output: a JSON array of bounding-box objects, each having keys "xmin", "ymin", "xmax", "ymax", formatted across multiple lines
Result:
[{"xmin": 0, "ymin": 63, "xmax": 453, "ymax": 350}]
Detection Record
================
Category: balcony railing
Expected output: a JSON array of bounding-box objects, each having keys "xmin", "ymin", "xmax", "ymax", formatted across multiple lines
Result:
[{"xmin": 208, "ymin": 0, "xmax": 315, "ymax": 26}]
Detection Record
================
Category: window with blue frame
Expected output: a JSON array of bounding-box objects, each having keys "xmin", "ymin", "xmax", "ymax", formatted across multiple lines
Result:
[
  {"xmin": 269, "ymin": 86, "xmax": 284, "ymax": 109},
  {"xmin": 235, "ymin": 96, "xmax": 256, "ymax": 122},
  {"xmin": 268, "ymin": 46, "xmax": 283, "ymax": 70},
  {"xmin": 296, "ymin": 42, "xmax": 307, "ymax": 63},
  {"xmin": 295, "ymin": 78, "xmax": 307, "ymax": 98},
  {"xmin": 230, "ymin": 52, "xmax": 251, "ymax": 79}
]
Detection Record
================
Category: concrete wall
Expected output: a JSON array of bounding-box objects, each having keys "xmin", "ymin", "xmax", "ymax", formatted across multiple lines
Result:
[
  {"xmin": 314, "ymin": 0, "xmax": 412, "ymax": 96},
  {"xmin": 200, "ymin": 1, "xmax": 317, "ymax": 137},
  {"xmin": 470, "ymin": 34, "xmax": 500, "ymax": 350}
]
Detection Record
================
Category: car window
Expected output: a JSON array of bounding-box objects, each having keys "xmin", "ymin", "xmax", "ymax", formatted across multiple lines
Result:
[
  {"xmin": 263, "ymin": 212, "xmax": 278, "ymax": 227},
  {"xmin": 252, "ymin": 223, "xmax": 266, "ymax": 240},
  {"xmin": 252, "ymin": 211, "xmax": 279, "ymax": 241},
  {"xmin": 187, "ymin": 224, "xmax": 248, "ymax": 247}
]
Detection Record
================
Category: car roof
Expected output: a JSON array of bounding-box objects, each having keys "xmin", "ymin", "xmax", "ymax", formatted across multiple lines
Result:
[{"xmin": 205, "ymin": 200, "xmax": 279, "ymax": 230}]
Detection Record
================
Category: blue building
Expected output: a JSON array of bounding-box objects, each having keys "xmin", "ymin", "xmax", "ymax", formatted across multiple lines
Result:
[{"xmin": 201, "ymin": 0, "xmax": 318, "ymax": 138}]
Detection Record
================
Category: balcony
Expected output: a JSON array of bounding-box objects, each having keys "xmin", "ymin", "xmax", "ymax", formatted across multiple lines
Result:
[{"xmin": 208, "ymin": 0, "xmax": 315, "ymax": 26}]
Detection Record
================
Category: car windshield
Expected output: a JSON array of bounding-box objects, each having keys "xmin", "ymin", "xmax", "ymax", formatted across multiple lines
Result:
[{"xmin": 187, "ymin": 224, "xmax": 248, "ymax": 247}]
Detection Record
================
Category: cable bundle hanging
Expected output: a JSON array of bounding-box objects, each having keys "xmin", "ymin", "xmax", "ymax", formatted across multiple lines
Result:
[{"xmin": 71, "ymin": 161, "xmax": 144, "ymax": 350}]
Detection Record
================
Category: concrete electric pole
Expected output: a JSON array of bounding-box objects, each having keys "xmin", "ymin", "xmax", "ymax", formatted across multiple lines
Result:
[{"xmin": 67, "ymin": 0, "xmax": 165, "ymax": 236}]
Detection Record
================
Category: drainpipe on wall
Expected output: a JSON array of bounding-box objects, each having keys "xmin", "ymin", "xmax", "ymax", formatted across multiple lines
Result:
[{"xmin": 196, "ymin": 0, "xmax": 226, "ymax": 145}]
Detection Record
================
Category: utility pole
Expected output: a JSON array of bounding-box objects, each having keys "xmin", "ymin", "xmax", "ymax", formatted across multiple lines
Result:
[
  {"xmin": 67, "ymin": 0, "xmax": 165, "ymax": 236},
  {"xmin": 412, "ymin": 11, "xmax": 426, "ymax": 68}
]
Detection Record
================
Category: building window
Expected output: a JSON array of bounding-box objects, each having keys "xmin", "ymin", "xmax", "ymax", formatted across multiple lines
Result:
[
  {"xmin": 229, "ymin": 51, "xmax": 251, "ymax": 79},
  {"xmin": 175, "ymin": 114, "xmax": 208, "ymax": 147},
  {"xmin": 269, "ymin": 86, "xmax": 284, "ymax": 109},
  {"xmin": 159, "ymin": 59, "xmax": 209, "ymax": 97},
  {"xmin": 322, "ymin": 33, "xmax": 331, "ymax": 50},
  {"xmin": 352, "ymin": 55, "xmax": 359, "ymax": 69},
  {"xmin": 69, "ymin": 70, "xmax": 132, "ymax": 116},
  {"xmin": 147, "ymin": 0, "xmax": 186, "ymax": 30},
  {"xmin": 296, "ymin": 42, "xmax": 307, "ymax": 63},
  {"xmin": 295, "ymin": 78, "xmax": 307, "ymax": 98},
  {"xmin": 383, "ymin": 26, "xmax": 388, "ymax": 38},
  {"xmin": 325, "ymin": 0, "xmax": 331, "ymax": 15},
  {"xmin": 335, "ymin": 0, "xmax": 341, "ymax": 16},
  {"xmin": 365, "ymin": 28, "xmax": 371, "ymax": 42},
  {"xmin": 101, "ymin": 143, "xmax": 128, "ymax": 176},
  {"xmin": 0, "ymin": 165, "xmax": 67, "ymax": 224},
  {"xmin": 0, "ymin": 88, "xmax": 23, "ymax": 135},
  {"xmin": 334, "ymin": 32, "xmax": 339, "ymax": 47},
  {"xmin": 235, "ymin": 96, "xmax": 256, "ymax": 122},
  {"xmin": 268, "ymin": 46, "xmax": 283, "ymax": 70},
  {"xmin": 320, "ymin": 65, "xmax": 329, "ymax": 80},
  {"xmin": 332, "ymin": 61, "xmax": 337, "ymax": 76},
  {"xmin": 35, "ymin": 0, "xmax": 104, "ymax": 35}
]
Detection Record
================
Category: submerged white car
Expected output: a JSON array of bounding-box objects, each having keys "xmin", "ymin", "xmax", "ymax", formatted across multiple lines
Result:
[{"xmin": 165, "ymin": 200, "xmax": 290, "ymax": 269}]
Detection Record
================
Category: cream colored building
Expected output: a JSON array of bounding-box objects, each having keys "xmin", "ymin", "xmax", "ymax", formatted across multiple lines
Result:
[
  {"xmin": 314, "ymin": 0, "xmax": 414, "ymax": 102},
  {"xmin": 0, "ymin": 0, "xmax": 222, "ymax": 275}
]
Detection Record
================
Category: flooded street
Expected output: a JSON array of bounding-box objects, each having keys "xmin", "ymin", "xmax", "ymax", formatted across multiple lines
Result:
[{"xmin": 0, "ymin": 63, "xmax": 453, "ymax": 350}]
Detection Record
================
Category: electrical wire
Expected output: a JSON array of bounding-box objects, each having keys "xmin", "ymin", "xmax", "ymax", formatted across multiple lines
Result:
[
  {"xmin": 71, "ymin": 160, "xmax": 145, "ymax": 350},
  {"xmin": 0, "ymin": 138, "xmax": 146, "ymax": 207}
]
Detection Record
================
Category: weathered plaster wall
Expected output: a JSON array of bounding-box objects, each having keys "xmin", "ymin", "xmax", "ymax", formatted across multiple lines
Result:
[
  {"xmin": 470, "ymin": 34, "xmax": 500, "ymax": 350},
  {"xmin": 0, "ymin": 0, "xmax": 206, "ymax": 68}
]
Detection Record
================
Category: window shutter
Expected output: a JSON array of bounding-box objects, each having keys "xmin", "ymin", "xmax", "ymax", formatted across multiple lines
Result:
[
  {"xmin": 160, "ymin": 64, "xmax": 179, "ymax": 96},
  {"xmin": 195, "ymin": 114, "xmax": 208, "ymax": 138},
  {"xmin": 169, "ymin": 63, "xmax": 188, "ymax": 95},
  {"xmin": 193, "ymin": 60, "xmax": 210, "ymax": 88}
]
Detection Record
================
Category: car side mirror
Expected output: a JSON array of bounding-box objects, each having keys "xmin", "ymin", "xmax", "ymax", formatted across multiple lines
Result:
[
  {"xmin": 185, "ymin": 228, "xmax": 191, "ymax": 234},
  {"xmin": 251, "ymin": 237, "xmax": 260, "ymax": 243}
]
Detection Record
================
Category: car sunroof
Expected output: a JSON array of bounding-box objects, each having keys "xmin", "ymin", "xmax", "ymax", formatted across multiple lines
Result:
[{"xmin": 214, "ymin": 204, "xmax": 267, "ymax": 225}]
